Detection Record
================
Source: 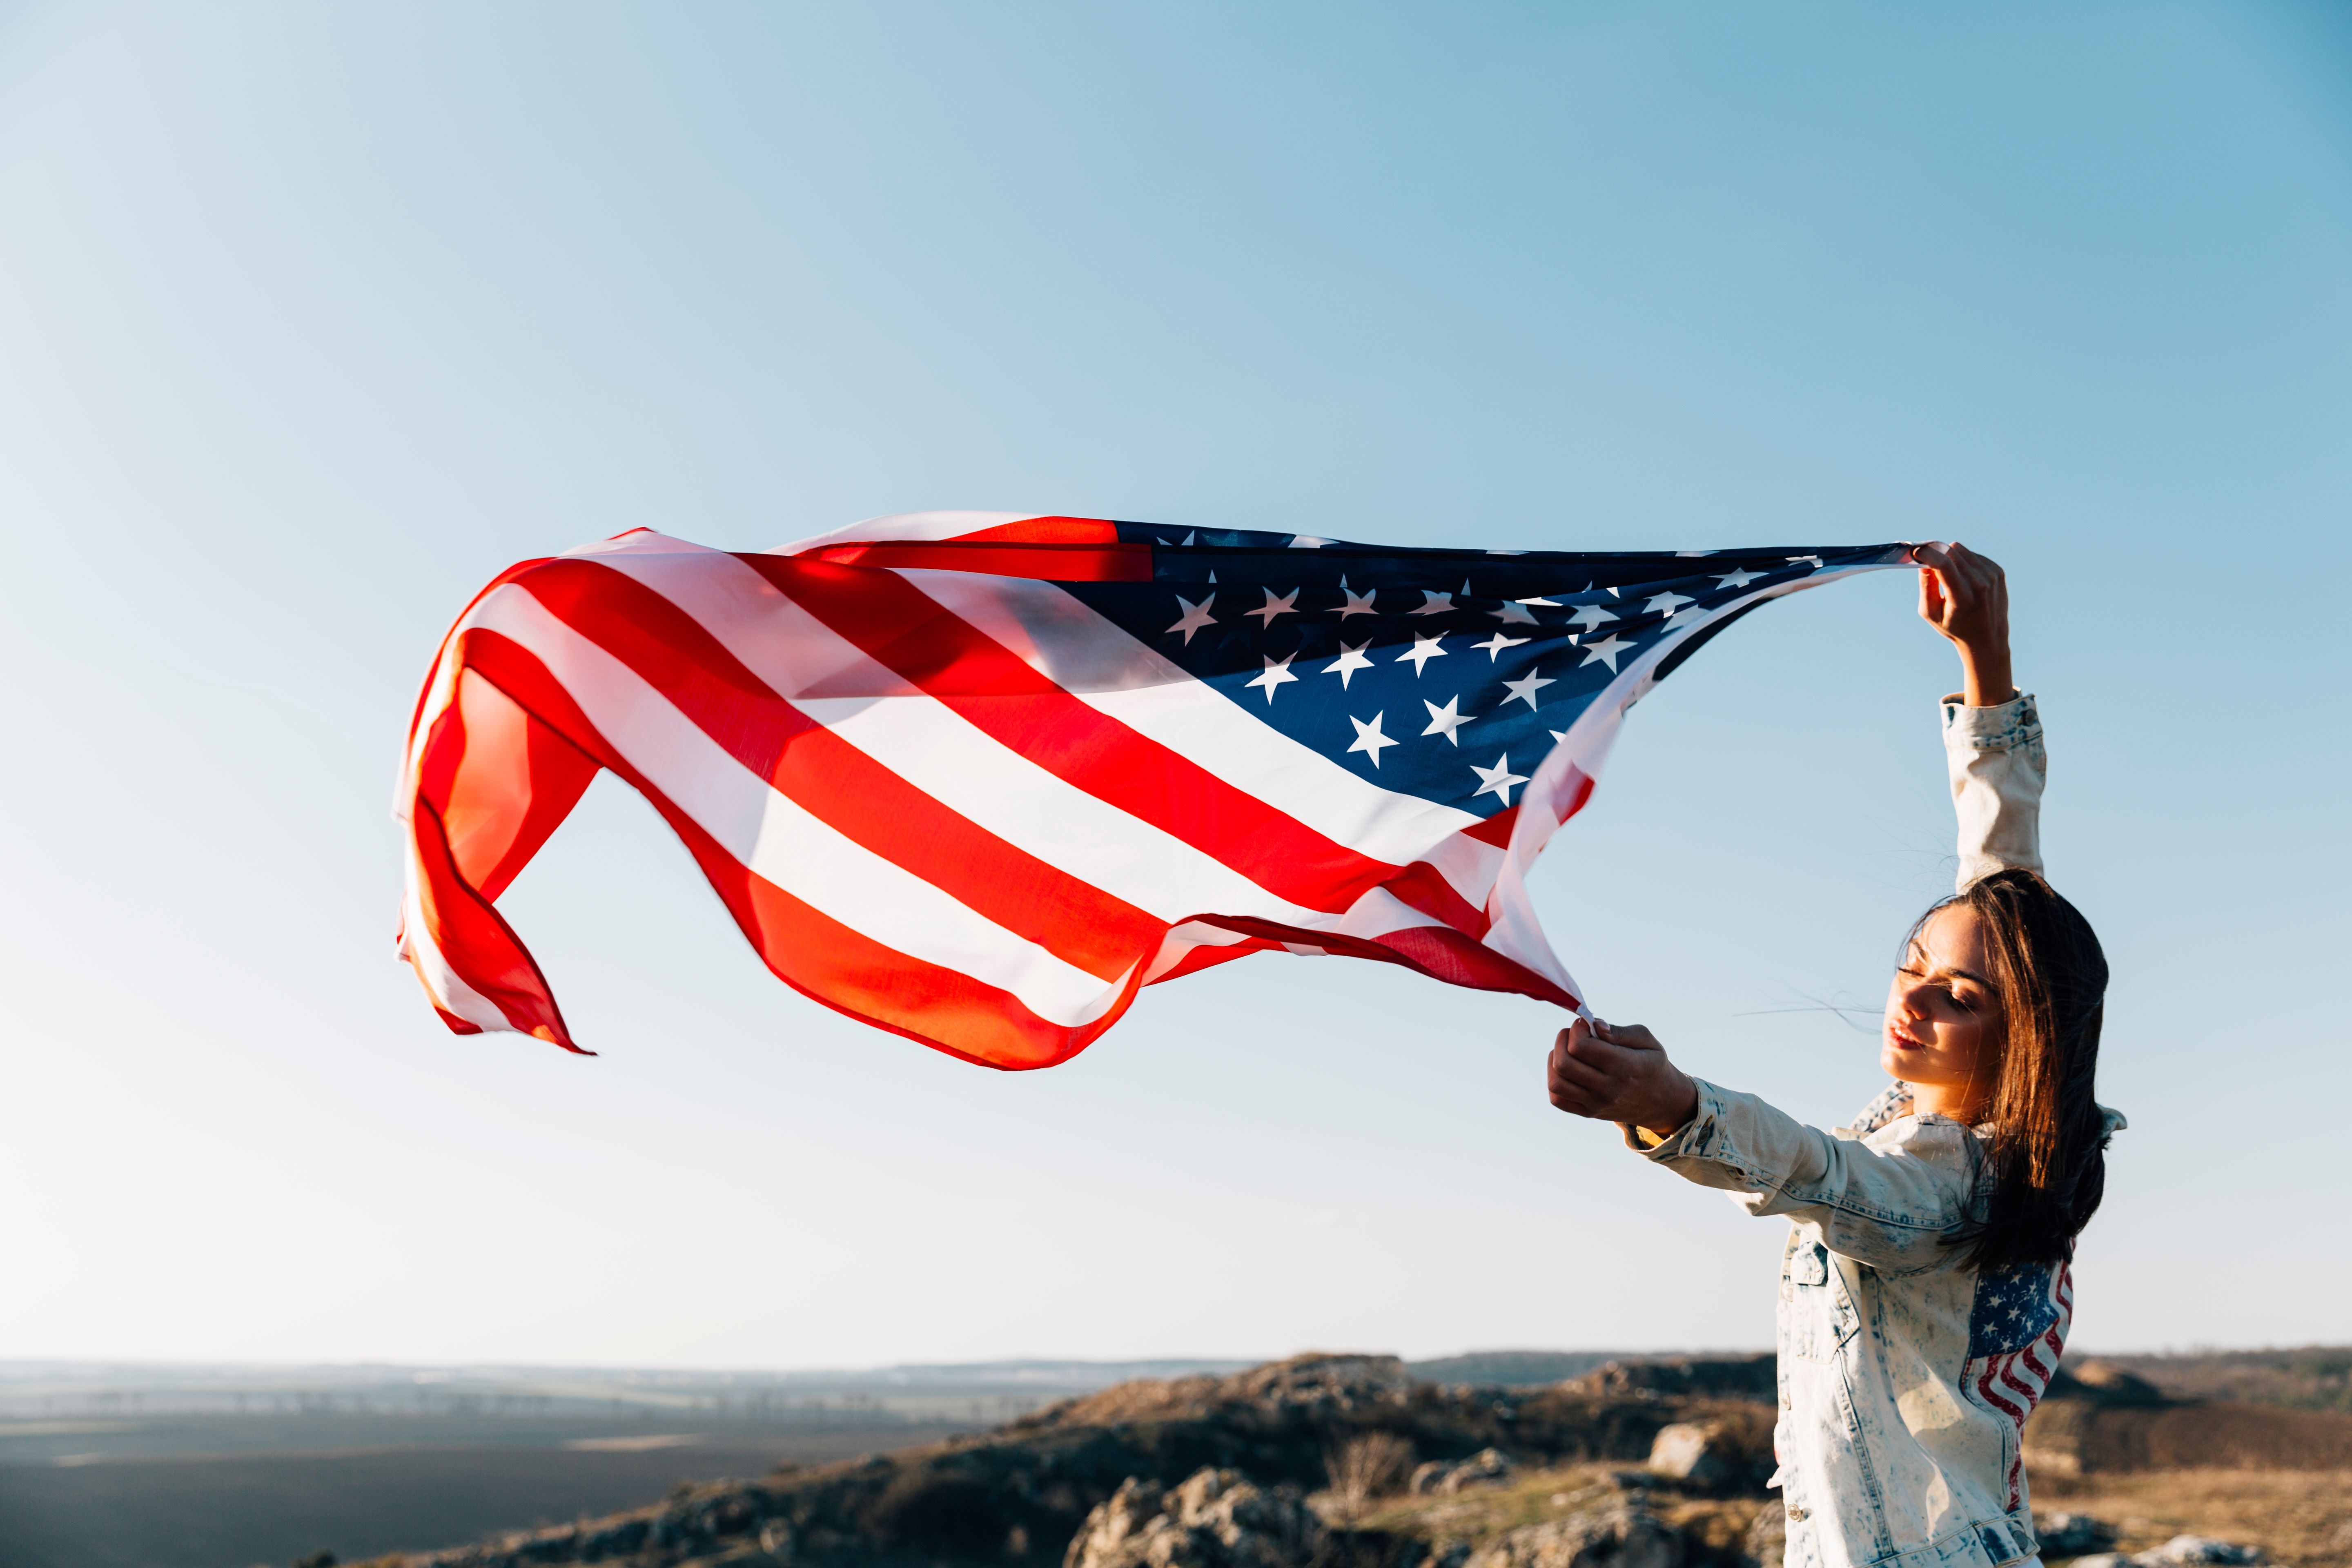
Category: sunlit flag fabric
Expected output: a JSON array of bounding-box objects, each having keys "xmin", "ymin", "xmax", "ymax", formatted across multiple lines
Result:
[{"xmin": 396, "ymin": 514, "xmax": 1911, "ymax": 1068}]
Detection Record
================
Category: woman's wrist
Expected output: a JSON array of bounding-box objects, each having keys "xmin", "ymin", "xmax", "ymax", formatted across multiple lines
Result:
[
  {"xmin": 1957, "ymin": 646, "xmax": 2016, "ymax": 708},
  {"xmin": 1635, "ymin": 1071, "xmax": 1701, "ymax": 1142}
]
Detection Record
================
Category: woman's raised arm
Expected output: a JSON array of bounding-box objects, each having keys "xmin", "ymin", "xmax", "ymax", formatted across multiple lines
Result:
[{"xmin": 1917, "ymin": 543, "xmax": 2044, "ymax": 890}]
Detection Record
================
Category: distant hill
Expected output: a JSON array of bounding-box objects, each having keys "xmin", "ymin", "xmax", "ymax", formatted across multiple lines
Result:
[
  {"xmin": 1402, "ymin": 1351, "xmax": 1630, "ymax": 1385},
  {"xmin": 2079, "ymin": 1345, "xmax": 2352, "ymax": 1413}
]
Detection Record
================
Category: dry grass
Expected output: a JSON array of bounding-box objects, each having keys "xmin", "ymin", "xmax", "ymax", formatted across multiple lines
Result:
[
  {"xmin": 1340, "ymin": 1462, "xmax": 1765, "ymax": 1553},
  {"xmin": 1325, "ymin": 1432, "xmax": 1417, "ymax": 1512},
  {"xmin": 2032, "ymin": 1469, "xmax": 2352, "ymax": 1568}
]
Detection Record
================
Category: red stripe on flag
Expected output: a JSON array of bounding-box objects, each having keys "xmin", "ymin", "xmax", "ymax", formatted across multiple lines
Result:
[
  {"xmin": 1163, "ymin": 915, "xmax": 1575, "ymax": 1007},
  {"xmin": 408, "ymin": 792, "xmax": 580, "ymax": 1051},
  {"xmin": 801, "ymin": 518, "xmax": 1149, "ymax": 583},
  {"xmin": 1976, "ymin": 1361, "xmax": 2029, "ymax": 1425}
]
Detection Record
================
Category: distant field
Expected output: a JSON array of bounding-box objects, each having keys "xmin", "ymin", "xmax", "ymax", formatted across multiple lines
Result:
[{"xmin": 0, "ymin": 1420, "xmax": 967, "ymax": 1568}]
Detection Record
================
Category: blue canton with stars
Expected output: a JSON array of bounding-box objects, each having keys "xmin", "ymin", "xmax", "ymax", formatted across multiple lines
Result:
[
  {"xmin": 1966, "ymin": 1261, "xmax": 2062, "ymax": 1359},
  {"xmin": 1056, "ymin": 526, "xmax": 1909, "ymax": 817}
]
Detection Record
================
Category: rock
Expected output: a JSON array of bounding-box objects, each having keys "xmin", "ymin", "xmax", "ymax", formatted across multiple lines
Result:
[
  {"xmin": 2034, "ymin": 1513, "xmax": 2118, "ymax": 1557},
  {"xmin": 1064, "ymin": 1468, "xmax": 1326, "ymax": 1568},
  {"xmin": 1410, "ymin": 1448, "xmax": 1517, "ymax": 1496},
  {"xmin": 1742, "ymin": 1504, "xmax": 1786, "ymax": 1568},
  {"xmin": 1646, "ymin": 1423, "xmax": 1737, "ymax": 1489},
  {"xmin": 1462, "ymin": 1501, "xmax": 1684, "ymax": 1568}
]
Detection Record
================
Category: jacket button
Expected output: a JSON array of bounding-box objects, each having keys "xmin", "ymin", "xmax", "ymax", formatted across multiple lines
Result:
[{"xmin": 1787, "ymin": 1506, "xmax": 1809, "ymax": 1522}]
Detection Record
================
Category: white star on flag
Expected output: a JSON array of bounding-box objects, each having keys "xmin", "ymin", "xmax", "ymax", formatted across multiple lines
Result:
[
  {"xmin": 1488, "ymin": 601, "xmax": 1540, "ymax": 626},
  {"xmin": 1421, "ymin": 695, "xmax": 1473, "ymax": 746},
  {"xmin": 1408, "ymin": 590, "xmax": 1455, "ymax": 617},
  {"xmin": 1347, "ymin": 711, "xmax": 1398, "ymax": 767},
  {"xmin": 1166, "ymin": 593, "xmax": 1217, "ymax": 643},
  {"xmin": 1472, "ymin": 632, "xmax": 1528, "ymax": 661},
  {"xmin": 1579, "ymin": 633, "xmax": 1635, "ymax": 672},
  {"xmin": 1787, "ymin": 554, "xmax": 1824, "ymax": 570},
  {"xmin": 1246, "ymin": 587, "xmax": 1301, "ymax": 627},
  {"xmin": 1323, "ymin": 639, "xmax": 1374, "ymax": 689},
  {"xmin": 1470, "ymin": 753, "xmax": 1528, "ymax": 806},
  {"xmin": 1566, "ymin": 603, "xmax": 1618, "ymax": 631},
  {"xmin": 1333, "ymin": 582, "xmax": 1379, "ymax": 617},
  {"xmin": 1396, "ymin": 632, "xmax": 1448, "ymax": 674},
  {"xmin": 1711, "ymin": 567, "xmax": 1761, "ymax": 589},
  {"xmin": 1642, "ymin": 591, "xmax": 1694, "ymax": 619},
  {"xmin": 1500, "ymin": 669, "xmax": 1554, "ymax": 710},
  {"xmin": 1245, "ymin": 651, "xmax": 1300, "ymax": 703}
]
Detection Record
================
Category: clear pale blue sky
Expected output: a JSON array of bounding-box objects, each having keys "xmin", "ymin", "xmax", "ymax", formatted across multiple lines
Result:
[{"xmin": 2, "ymin": 2, "xmax": 2346, "ymax": 1368}]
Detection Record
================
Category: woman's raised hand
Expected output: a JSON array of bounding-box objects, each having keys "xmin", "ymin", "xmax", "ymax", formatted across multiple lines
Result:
[
  {"xmin": 1546, "ymin": 1018, "xmax": 1700, "ymax": 1142},
  {"xmin": 1915, "ymin": 541, "xmax": 2016, "ymax": 707}
]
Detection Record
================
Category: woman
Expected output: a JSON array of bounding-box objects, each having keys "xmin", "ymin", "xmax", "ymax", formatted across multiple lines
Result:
[{"xmin": 1544, "ymin": 542, "xmax": 2121, "ymax": 1568}]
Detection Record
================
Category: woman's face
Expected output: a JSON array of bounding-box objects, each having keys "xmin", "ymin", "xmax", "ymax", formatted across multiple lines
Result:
[{"xmin": 1884, "ymin": 904, "xmax": 2003, "ymax": 1117}]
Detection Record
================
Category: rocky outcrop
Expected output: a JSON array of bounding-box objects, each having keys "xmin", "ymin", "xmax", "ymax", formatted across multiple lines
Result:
[{"xmin": 1064, "ymin": 1469, "xmax": 1325, "ymax": 1568}]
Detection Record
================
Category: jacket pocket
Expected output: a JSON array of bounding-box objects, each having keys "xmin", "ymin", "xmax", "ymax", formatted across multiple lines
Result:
[{"xmin": 1781, "ymin": 1238, "xmax": 1855, "ymax": 1364}]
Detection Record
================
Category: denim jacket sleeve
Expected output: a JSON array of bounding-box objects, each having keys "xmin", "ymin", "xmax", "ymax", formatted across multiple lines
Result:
[
  {"xmin": 1944, "ymin": 690, "xmax": 2044, "ymax": 891},
  {"xmin": 1629, "ymin": 1077, "xmax": 1981, "ymax": 1274}
]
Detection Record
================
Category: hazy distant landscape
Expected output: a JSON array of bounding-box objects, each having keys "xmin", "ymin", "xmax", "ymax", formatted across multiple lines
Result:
[
  {"xmin": 0, "ymin": 1354, "xmax": 1635, "ymax": 1568},
  {"xmin": 0, "ymin": 1358, "xmax": 1252, "ymax": 1568},
  {"xmin": 4, "ymin": 1350, "xmax": 2345, "ymax": 1568}
]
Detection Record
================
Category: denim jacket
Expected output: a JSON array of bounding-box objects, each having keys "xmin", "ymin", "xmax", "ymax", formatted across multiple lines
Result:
[{"xmin": 1631, "ymin": 693, "xmax": 2124, "ymax": 1568}]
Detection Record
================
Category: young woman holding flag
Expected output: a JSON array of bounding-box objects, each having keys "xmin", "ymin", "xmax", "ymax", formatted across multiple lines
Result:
[{"xmin": 1544, "ymin": 543, "xmax": 2120, "ymax": 1568}]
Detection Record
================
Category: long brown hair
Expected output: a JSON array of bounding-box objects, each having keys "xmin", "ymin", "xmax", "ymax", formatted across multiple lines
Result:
[{"xmin": 1915, "ymin": 869, "xmax": 2112, "ymax": 1272}]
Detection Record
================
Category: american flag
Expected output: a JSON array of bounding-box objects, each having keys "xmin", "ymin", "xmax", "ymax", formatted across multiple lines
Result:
[
  {"xmin": 1964, "ymin": 1259, "xmax": 2075, "ymax": 1509},
  {"xmin": 396, "ymin": 512, "xmax": 1909, "ymax": 1068}
]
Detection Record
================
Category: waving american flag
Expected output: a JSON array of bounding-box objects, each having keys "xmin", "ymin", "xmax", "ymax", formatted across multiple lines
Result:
[{"xmin": 396, "ymin": 513, "xmax": 1909, "ymax": 1068}]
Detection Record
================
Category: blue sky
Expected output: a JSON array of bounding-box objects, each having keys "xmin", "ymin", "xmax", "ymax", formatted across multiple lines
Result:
[{"xmin": 1, "ymin": 2, "xmax": 2346, "ymax": 1367}]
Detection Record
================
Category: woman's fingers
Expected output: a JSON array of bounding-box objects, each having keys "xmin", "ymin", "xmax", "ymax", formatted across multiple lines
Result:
[
  {"xmin": 1549, "ymin": 1038, "xmax": 1614, "ymax": 1091},
  {"xmin": 1918, "ymin": 566, "xmax": 1947, "ymax": 627},
  {"xmin": 1914, "ymin": 543, "xmax": 1967, "ymax": 635}
]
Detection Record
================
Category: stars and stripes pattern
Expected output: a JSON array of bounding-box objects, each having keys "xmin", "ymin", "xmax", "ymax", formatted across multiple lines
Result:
[
  {"xmin": 396, "ymin": 512, "xmax": 1909, "ymax": 1068},
  {"xmin": 1963, "ymin": 1259, "xmax": 2075, "ymax": 1509}
]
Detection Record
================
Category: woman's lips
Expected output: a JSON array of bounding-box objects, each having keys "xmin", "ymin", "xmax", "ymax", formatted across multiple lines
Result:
[{"xmin": 1884, "ymin": 1024, "xmax": 1928, "ymax": 1051}]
